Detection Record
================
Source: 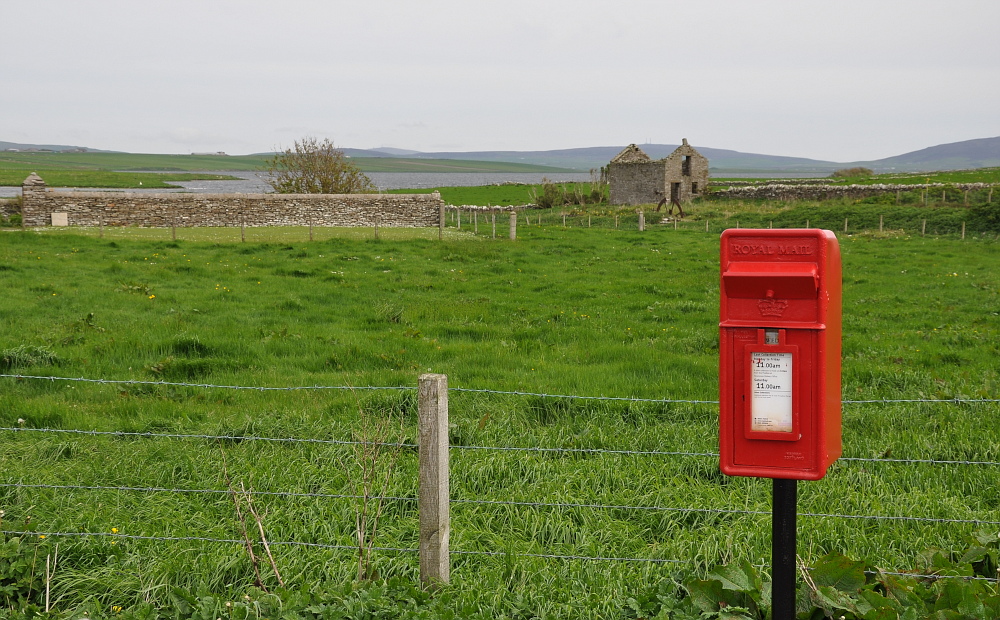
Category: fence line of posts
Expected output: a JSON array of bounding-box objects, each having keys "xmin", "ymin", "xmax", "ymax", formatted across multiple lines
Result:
[{"xmin": 441, "ymin": 205, "xmax": 987, "ymax": 240}]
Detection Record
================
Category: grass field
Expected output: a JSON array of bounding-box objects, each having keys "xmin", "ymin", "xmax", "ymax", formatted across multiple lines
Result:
[
  {"xmin": 0, "ymin": 152, "xmax": 569, "ymax": 189},
  {"xmin": 0, "ymin": 170, "xmax": 243, "ymax": 190},
  {"xmin": 1, "ymin": 219, "xmax": 998, "ymax": 617}
]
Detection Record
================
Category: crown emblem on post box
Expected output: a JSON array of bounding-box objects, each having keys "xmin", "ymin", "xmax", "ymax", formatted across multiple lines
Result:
[
  {"xmin": 758, "ymin": 298, "xmax": 789, "ymax": 316},
  {"xmin": 758, "ymin": 290, "xmax": 789, "ymax": 317}
]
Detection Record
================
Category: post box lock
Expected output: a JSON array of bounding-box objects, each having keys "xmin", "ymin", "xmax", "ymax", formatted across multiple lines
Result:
[{"xmin": 719, "ymin": 230, "xmax": 842, "ymax": 480}]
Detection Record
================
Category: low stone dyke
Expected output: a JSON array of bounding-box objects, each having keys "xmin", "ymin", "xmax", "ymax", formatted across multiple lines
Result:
[
  {"xmin": 709, "ymin": 182, "xmax": 995, "ymax": 201},
  {"xmin": 20, "ymin": 175, "xmax": 443, "ymax": 228}
]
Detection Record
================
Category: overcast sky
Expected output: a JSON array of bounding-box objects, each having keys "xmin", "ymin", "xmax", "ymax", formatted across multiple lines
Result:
[{"xmin": 3, "ymin": 0, "xmax": 998, "ymax": 161}]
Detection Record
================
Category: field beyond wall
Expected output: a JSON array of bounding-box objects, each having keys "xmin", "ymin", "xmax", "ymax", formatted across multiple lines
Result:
[{"xmin": 1, "ymin": 221, "xmax": 999, "ymax": 618}]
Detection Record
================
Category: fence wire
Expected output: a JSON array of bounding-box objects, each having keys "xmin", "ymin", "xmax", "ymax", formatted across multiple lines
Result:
[
  {"xmin": 0, "ymin": 373, "xmax": 412, "ymax": 393},
  {"xmin": 0, "ymin": 529, "xmax": 991, "ymax": 583},
  {"xmin": 4, "ymin": 425, "xmax": 1000, "ymax": 467},
  {"xmin": 3, "ymin": 373, "xmax": 999, "ymax": 405},
  {"xmin": 0, "ymin": 425, "xmax": 398, "ymax": 448},
  {"xmin": 3, "ymin": 373, "xmax": 1000, "ymax": 586},
  {"xmin": 4, "ymin": 481, "xmax": 999, "ymax": 527}
]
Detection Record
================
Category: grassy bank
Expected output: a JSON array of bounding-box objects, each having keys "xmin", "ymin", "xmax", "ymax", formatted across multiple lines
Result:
[
  {"xmin": 0, "ymin": 169, "xmax": 242, "ymax": 189},
  {"xmin": 0, "ymin": 152, "xmax": 570, "ymax": 189},
  {"xmin": 0, "ymin": 223, "xmax": 998, "ymax": 617}
]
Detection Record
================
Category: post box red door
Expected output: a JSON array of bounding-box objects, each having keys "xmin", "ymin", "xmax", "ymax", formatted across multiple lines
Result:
[{"xmin": 719, "ymin": 229, "xmax": 842, "ymax": 480}]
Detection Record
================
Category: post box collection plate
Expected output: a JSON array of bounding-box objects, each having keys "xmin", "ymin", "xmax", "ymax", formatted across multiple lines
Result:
[{"xmin": 719, "ymin": 229, "xmax": 842, "ymax": 480}]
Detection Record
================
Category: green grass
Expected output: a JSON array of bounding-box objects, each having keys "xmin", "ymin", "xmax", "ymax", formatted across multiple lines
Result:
[
  {"xmin": 0, "ymin": 152, "xmax": 272, "ymax": 172},
  {"xmin": 392, "ymin": 181, "xmax": 607, "ymax": 207},
  {"xmin": 0, "ymin": 223, "xmax": 998, "ymax": 617},
  {"xmin": 0, "ymin": 169, "xmax": 242, "ymax": 189},
  {"xmin": 0, "ymin": 152, "xmax": 569, "ymax": 189}
]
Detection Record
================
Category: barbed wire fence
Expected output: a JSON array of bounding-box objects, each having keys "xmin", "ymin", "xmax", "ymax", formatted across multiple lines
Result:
[
  {"xmin": 443, "ymin": 196, "xmax": 1000, "ymax": 240},
  {"xmin": 2, "ymin": 372, "xmax": 1000, "ymax": 585}
]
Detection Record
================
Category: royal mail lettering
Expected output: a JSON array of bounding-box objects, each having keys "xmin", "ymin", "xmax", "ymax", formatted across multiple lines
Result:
[
  {"xmin": 729, "ymin": 244, "xmax": 815, "ymax": 256},
  {"xmin": 731, "ymin": 244, "xmax": 774, "ymax": 256},
  {"xmin": 777, "ymin": 245, "xmax": 813, "ymax": 256}
]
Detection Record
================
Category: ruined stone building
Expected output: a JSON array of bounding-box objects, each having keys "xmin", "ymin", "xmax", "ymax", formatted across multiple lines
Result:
[{"xmin": 607, "ymin": 139, "xmax": 710, "ymax": 206}]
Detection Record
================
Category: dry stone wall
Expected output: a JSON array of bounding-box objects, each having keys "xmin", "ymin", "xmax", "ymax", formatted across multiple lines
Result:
[
  {"xmin": 20, "ymin": 177, "xmax": 442, "ymax": 228},
  {"xmin": 710, "ymin": 182, "xmax": 994, "ymax": 201},
  {"xmin": 1, "ymin": 199, "xmax": 17, "ymax": 218}
]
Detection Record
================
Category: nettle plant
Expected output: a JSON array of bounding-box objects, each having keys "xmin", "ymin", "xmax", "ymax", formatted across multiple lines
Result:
[{"xmin": 627, "ymin": 534, "xmax": 1000, "ymax": 620}]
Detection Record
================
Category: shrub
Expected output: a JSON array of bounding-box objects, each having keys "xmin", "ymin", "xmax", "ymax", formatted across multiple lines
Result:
[
  {"xmin": 830, "ymin": 167, "xmax": 874, "ymax": 178},
  {"xmin": 0, "ymin": 345, "xmax": 61, "ymax": 371},
  {"xmin": 533, "ymin": 179, "xmax": 564, "ymax": 208}
]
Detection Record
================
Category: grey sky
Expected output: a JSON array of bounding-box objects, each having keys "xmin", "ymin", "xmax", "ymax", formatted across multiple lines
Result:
[{"xmin": 3, "ymin": 0, "xmax": 998, "ymax": 161}]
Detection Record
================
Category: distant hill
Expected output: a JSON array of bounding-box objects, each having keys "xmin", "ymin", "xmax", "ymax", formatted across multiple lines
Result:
[
  {"xmin": 0, "ymin": 140, "xmax": 117, "ymax": 153},
  {"xmin": 368, "ymin": 145, "xmax": 840, "ymax": 173},
  {"xmin": 860, "ymin": 136, "xmax": 1000, "ymax": 171},
  {"xmin": 346, "ymin": 137, "xmax": 1000, "ymax": 173},
  {"xmin": 6, "ymin": 136, "xmax": 998, "ymax": 173}
]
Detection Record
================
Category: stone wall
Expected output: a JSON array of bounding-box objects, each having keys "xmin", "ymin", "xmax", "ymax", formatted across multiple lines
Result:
[
  {"xmin": 20, "ymin": 176, "xmax": 443, "ymax": 228},
  {"xmin": 710, "ymin": 182, "xmax": 994, "ymax": 201},
  {"xmin": 0, "ymin": 198, "xmax": 18, "ymax": 218},
  {"xmin": 608, "ymin": 162, "xmax": 665, "ymax": 206}
]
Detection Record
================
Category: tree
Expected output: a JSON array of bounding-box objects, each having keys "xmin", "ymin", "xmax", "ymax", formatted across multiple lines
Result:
[{"xmin": 263, "ymin": 137, "xmax": 376, "ymax": 194}]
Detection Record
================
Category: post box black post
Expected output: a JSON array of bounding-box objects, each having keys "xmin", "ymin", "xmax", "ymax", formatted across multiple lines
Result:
[{"xmin": 772, "ymin": 478, "xmax": 797, "ymax": 620}]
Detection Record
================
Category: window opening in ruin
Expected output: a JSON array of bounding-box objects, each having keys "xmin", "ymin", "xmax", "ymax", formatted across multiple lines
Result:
[
  {"xmin": 692, "ymin": 182, "xmax": 699, "ymax": 194},
  {"xmin": 682, "ymin": 155, "xmax": 692, "ymax": 176},
  {"xmin": 671, "ymin": 182, "xmax": 681, "ymax": 202}
]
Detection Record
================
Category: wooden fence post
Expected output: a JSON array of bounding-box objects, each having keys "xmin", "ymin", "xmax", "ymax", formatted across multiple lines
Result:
[
  {"xmin": 457, "ymin": 209, "xmax": 461, "ymax": 231},
  {"xmin": 509, "ymin": 211, "xmax": 517, "ymax": 240},
  {"xmin": 439, "ymin": 205, "xmax": 445, "ymax": 241},
  {"xmin": 615, "ymin": 215, "xmax": 619, "ymax": 229},
  {"xmin": 844, "ymin": 218, "xmax": 848, "ymax": 233},
  {"xmin": 922, "ymin": 219, "xmax": 926, "ymax": 236},
  {"xmin": 491, "ymin": 211, "xmax": 496, "ymax": 239},
  {"xmin": 962, "ymin": 222, "xmax": 966, "ymax": 240},
  {"xmin": 637, "ymin": 210, "xmax": 645, "ymax": 232},
  {"xmin": 374, "ymin": 216, "xmax": 380, "ymax": 241},
  {"xmin": 879, "ymin": 215, "xmax": 884, "ymax": 232},
  {"xmin": 418, "ymin": 373, "xmax": 450, "ymax": 588},
  {"xmin": 241, "ymin": 214, "xmax": 246, "ymax": 243}
]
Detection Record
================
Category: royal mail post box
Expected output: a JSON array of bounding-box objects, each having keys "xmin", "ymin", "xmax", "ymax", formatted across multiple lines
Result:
[{"xmin": 719, "ymin": 229, "xmax": 842, "ymax": 480}]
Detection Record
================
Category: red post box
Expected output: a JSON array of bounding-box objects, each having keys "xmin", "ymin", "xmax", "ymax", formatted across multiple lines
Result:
[{"xmin": 719, "ymin": 229, "xmax": 842, "ymax": 480}]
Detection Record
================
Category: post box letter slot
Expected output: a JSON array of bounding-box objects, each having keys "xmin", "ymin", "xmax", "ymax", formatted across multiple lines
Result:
[{"xmin": 722, "ymin": 262, "xmax": 819, "ymax": 299}]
